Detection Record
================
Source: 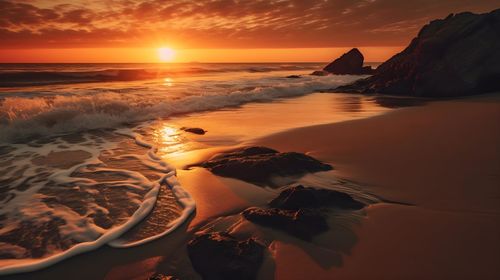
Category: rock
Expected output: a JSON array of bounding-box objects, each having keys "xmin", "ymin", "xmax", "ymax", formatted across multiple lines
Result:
[
  {"xmin": 181, "ymin": 127, "xmax": 206, "ymax": 135},
  {"xmin": 242, "ymin": 207, "xmax": 328, "ymax": 240},
  {"xmin": 242, "ymin": 185, "xmax": 364, "ymax": 240},
  {"xmin": 269, "ymin": 185, "xmax": 365, "ymax": 210},
  {"xmin": 187, "ymin": 232, "xmax": 265, "ymax": 280},
  {"xmin": 310, "ymin": 70, "xmax": 329, "ymax": 76},
  {"xmin": 337, "ymin": 9, "xmax": 500, "ymax": 97},
  {"xmin": 199, "ymin": 146, "xmax": 332, "ymax": 185},
  {"xmin": 323, "ymin": 48, "xmax": 370, "ymax": 75},
  {"xmin": 286, "ymin": 75, "xmax": 301, "ymax": 78},
  {"xmin": 149, "ymin": 274, "xmax": 178, "ymax": 280}
]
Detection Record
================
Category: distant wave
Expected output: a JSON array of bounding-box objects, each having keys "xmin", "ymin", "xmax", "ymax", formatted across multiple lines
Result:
[{"xmin": 0, "ymin": 64, "xmax": 320, "ymax": 87}]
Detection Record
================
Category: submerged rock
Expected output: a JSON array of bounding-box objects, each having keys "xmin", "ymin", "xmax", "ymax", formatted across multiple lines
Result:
[
  {"xmin": 337, "ymin": 9, "xmax": 500, "ymax": 97},
  {"xmin": 269, "ymin": 185, "xmax": 365, "ymax": 210},
  {"xmin": 199, "ymin": 146, "xmax": 332, "ymax": 185},
  {"xmin": 286, "ymin": 75, "xmax": 301, "ymax": 79},
  {"xmin": 242, "ymin": 207, "xmax": 328, "ymax": 240},
  {"xmin": 323, "ymin": 48, "xmax": 374, "ymax": 75},
  {"xmin": 187, "ymin": 232, "xmax": 265, "ymax": 280},
  {"xmin": 181, "ymin": 127, "xmax": 206, "ymax": 135}
]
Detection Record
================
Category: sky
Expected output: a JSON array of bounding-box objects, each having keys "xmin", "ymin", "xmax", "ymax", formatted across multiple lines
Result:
[{"xmin": 0, "ymin": 0, "xmax": 498, "ymax": 62}]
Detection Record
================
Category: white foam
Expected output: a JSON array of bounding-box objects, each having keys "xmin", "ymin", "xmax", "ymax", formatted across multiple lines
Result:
[
  {"xmin": 108, "ymin": 131, "xmax": 196, "ymax": 248},
  {"xmin": 0, "ymin": 183, "xmax": 161, "ymax": 275},
  {"xmin": 0, "ymin": 130, "xmax": 196, "ymax": 275},
  {"xmin": 0, "ymin": 74, "xmax": 364, "ymax": 143}
]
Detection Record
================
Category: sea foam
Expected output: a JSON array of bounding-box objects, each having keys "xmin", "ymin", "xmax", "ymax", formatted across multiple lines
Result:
[
  {"xmin": 0, "ymin": 129, "xmax": 195, "ymax": 275},
  {"xmin": 0, "ymin": 74, "xmax": 364, "ymax": 143}
]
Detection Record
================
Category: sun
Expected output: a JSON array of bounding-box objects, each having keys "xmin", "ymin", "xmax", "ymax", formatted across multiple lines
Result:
[{"xmin": 158, "ymin": 47, "xmax": 175, "ymax": 62}]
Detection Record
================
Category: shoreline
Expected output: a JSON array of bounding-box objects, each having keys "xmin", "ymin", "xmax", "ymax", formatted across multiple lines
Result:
[{"xmin": 5, "ymin": 92, "xmax": 500, "ymax": 279}]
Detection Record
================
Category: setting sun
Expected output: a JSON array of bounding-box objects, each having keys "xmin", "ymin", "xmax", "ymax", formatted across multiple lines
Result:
[{"xmin": 158, "ymin": 47, "xmax": 175, "ymax": 62}]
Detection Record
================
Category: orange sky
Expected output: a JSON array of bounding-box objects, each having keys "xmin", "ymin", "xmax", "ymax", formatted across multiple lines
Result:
[
  {"xmin": 0, "ymin": 0, "xmax": 497, "ymax": 62},
  {"xmin": 0, "ymin": 47, "xmax": 405, "ymax": 63}
]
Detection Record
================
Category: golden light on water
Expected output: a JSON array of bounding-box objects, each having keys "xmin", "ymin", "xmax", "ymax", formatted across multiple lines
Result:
[
  {"xmin": 163, "ymin": 77, "xmax": 173, "ymax": 86},
  {"xmin": 153, "ymin": 125, "xmax": 185, "ymax": 155},
  {"xmin": 158, "ymin": 47, "xmax": 175, "ymax": 62},
  {"xmin": 162, "ymin": 126, "xmax": 178, "ymax": 138}
]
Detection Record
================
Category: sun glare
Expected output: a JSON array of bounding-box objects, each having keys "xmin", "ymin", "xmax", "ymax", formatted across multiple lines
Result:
[{"xmin": 158, "ymin": 47, "xmax": 175, "ymax": 62}]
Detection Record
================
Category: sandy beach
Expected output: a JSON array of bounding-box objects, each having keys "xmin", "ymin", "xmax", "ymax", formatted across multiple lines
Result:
[
  {"xmin": 4, "ymin": 92, "xmax": 499, "ymax": 280},
  {"xmin": 256, "ymin": 94, "xmax": 500, "ymax": 279}
]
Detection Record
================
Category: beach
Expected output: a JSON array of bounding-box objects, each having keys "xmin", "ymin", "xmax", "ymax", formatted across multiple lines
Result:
[
  {"xmin": 4, "ymin": 91, "xmax": 499, "ymax": 280},
  {"xmin": 2, "ymin": 2, "xmax": 500, "ymax": 279},
  {"xmin": 256, "ymin": 95, "xmax": 500, "ymax": 279}
]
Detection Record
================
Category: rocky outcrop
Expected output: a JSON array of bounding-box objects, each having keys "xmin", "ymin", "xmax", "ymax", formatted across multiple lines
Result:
[
  {"xmin": 187, "ymin": 232, "xmax": 265, "ymax": 280},
  {"xmin": 322, "ymin": 48, "xmax": 375, "ymax": 75},
  {"xmin": 199, "ymin": 147, "xmax": 332, "ymax": 185},
  {"xmin": 242, "ymin": 185, "xmax": 365, "ymax": 240},
  {"xmin": 337, "ymin": 9, "xmax": 500, "ymax": 97}
]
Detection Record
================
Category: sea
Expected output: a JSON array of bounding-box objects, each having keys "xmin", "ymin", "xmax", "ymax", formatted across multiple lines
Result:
[{"xmin": 0, "ymin": 62, "xmax": 382, "ymax": 274}]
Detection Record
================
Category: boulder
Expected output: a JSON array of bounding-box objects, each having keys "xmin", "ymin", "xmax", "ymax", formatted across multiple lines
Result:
[
  {"xmin": 269, "ymin": 185, "xmax": 365, "ymax": 210},
  {"xmin": 242, "ymin": 185, "xmax": 364, "ymax": 240},
  {"xmin": 187, "ymin": 232, "xmax": 265, "ymax": 280},
  {"xmin": 323, "ymin": 48, "xmax": 373, "ymax": 75},
  {"xmin": 242, "ymin": 207, "xmax": 328, "ymax": 241},
  {"xmin": 337, "ymin": 9, "xmax": 500, "ymax": 97},
  {"xmin": 199, "ymin": 146, "xmax": 332, "ymax": 185}
]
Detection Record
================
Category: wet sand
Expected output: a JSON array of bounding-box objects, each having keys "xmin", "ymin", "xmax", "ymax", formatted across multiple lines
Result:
[
  {"xmin": 256, "ymin": 95, "xmax": 500, "ymax": 279},
  {"xmin": 6, "ymin": 93, "xmax": 500, "ymax": 279}
]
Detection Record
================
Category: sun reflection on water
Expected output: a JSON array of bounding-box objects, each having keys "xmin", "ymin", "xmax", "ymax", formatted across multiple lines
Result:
[
  {"xmin": 150, "ymin": 125, "xmax": 184, "ymax": 155},
  {"xmin": 163, "ymin": 77, "xmax": 173, "ymax": 86}
]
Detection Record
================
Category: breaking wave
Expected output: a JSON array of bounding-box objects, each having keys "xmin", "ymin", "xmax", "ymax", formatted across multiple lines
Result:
[{"xmin": 0, "ymin": 74, "xmax": 364, "ymax": 143}]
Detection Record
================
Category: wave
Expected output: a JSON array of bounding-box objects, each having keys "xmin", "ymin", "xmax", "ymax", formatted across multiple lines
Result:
[
  {"xmin": 0, "ymin": 64, "xmax": 320, "ymax": 87},
  {"xmin": 0, "ymin": 75, "xmax": 364, "ymax": 143}
]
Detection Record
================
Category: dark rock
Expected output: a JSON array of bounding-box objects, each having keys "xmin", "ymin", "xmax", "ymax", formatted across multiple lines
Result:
[
  {"xmin": 337, "ymin": 9, "xmax": 500, "ymax": 97},
  {"xmin": 323, "ymin": 48, "xmax": 369, "ymax": 75},
  {"xmin": 187, "ymin": 232, "xmax": 265, "ymax": 280},
  {"xmin": 310, "ymin": 70, "xmax": 329, "ymax": 76},
  {"xmin": 286, "ymin": 75, "xmax": 301, "ymax": 79},
  {"xmin": 181, "ymin": 127, "xmax": 206, "ymax": 135},
  {"xmin": 242, "ymin": 185, "xmax": 365, "ymax": 240},
  {"xmin": 199, "ymin": 146, "xmax": 332, "ymax": 185},
  {"xmin": 242, "ymin": 207, "xmax": 328, "ymax": 241},
  {"xmin": 269, "ymin": 185, "xmax": 365, "ymax": 210}
]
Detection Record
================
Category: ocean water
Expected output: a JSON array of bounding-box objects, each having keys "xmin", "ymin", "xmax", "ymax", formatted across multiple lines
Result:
[{"xmin": 0, "ymin": 62, "xmax": 377, "ymax": 274}]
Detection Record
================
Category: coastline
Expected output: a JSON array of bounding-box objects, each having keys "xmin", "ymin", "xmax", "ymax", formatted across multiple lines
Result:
[{"xmin": 5, "ymin": 92, "xmax": 500, "ymax": 279}]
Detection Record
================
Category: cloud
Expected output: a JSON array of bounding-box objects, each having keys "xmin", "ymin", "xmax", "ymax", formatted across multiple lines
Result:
[{"xmin": 0, "ymin": 0, "xmax": 498, "ymax": 48}]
